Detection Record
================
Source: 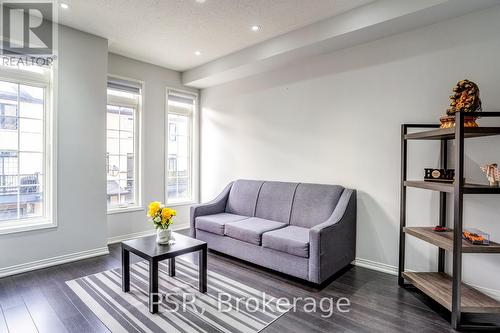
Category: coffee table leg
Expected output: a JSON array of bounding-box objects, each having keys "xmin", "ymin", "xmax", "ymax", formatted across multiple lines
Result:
[
  {"xmin": 169, "ymin": 258, "xmax": 176, "ymax": 277},
  {"xmin": 121, "ymin": 247, "xmax": 130, "ymax": 292},
  {"xmin": 149, "ymin": 259, "xmax": 159, "ymax": 314},
  {"xmin": 199, "ymin": 246, "xmax": 207, "ymax": 293}
]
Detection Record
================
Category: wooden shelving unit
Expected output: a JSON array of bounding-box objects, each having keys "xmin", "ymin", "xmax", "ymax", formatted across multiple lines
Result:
[{"xmin": 399, "ymin": 111, "xmax": 500, "ymax": 330}]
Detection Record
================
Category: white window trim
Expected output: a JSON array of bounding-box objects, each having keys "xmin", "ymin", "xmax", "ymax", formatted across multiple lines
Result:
[
  {"xmin": 165, "ymin": 88, "xmax": 199, "ymax": 206},
  {"xmin": 106, "ymin": 75, "xmax": 144, "ymax": 213},
  {"xmin": 0, "ymin": 66, "xmax": 57, "ymax": 235},
  {"xmin": 107, "ymin": 205, "xmax": 144, "ymax": 215}
]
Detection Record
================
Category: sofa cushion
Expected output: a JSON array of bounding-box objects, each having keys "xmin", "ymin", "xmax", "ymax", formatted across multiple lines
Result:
[
  {"xmin": 290, "ymin": 183, "xmax": 344, "ymax": 228},
  {"xmin": 262, "ymin": 226, "xmax": 310, "ymax": 258},
  {"xmin": 195, "ymin": 213, "xmax": 249, "ymax": 236},
  {"xmin": 255, "ymin": 181, "xmax": 298, "ymax": 223},
  {"xmin": 225, "ymin": 180, "xmax": 264, "ymax": 217},
  {"xmin": 224, "ymin": 217, "xmax": 286, "ymax": 245}
]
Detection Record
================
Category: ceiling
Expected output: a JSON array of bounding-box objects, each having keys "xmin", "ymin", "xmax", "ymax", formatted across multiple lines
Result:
[{"xmin": 57, "ymin": 0, "xmax": 374, "ymax": 71}]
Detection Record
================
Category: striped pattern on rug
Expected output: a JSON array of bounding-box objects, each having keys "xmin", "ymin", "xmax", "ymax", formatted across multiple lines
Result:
[{"xmin": 66, "ymin": 259, "xmax": 290, "ymax": 333}]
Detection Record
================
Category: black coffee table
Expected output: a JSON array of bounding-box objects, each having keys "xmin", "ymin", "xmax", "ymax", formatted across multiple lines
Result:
[{"xmin": 121, "ymin": 232, "xmax": 208, "ymax": 313}]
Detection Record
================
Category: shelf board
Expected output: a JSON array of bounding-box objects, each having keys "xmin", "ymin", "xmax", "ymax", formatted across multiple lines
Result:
[
  {"xmin": 404, "ymin": 181, "xmax": 500, "ymax": 194},
  {"xmin": 405, "ymin": 127, "xmax": 500, "ymax": 140},
  {"xmin": 402, "ymin": 272, "xmax": 500, "ymax": 313},
  {"xmin": 403, "ymin": 227, "xmax": 500, "ymax": 253},
  {"xmin": 404, "ymin": 180, "xmax": 453, "ymax": 192},
  {"xmin": 462, "ymin": 183, "xmax": 500, "ymax": 194}
]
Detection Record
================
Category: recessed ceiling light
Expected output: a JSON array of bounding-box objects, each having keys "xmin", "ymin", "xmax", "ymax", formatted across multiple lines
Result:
[
  {"xmin": 251, "ymin": 25, "xmax": 261, "ymax": 32},
  {"xmin": 194, "ymin": 50, "xmax": 201, "ymax": 56},
  {"xmin": 195, "ymin": 0, "xmax": 206, "ymax": 3},
  {"xmin": 60, "ymin": 3, "xmax": 69, "ymax": 9}
]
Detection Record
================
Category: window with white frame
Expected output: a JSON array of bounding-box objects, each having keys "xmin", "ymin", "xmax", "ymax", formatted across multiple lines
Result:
[
  {"xmin": 0, "ymin": 64, "xmax": 54, "ymax": 233},
  {"xmin": 166, "ymin": 90, "xmax": 196, "ymax": 204},
  {"xmin": 106, "ymin": 77, "xmax": 142, "ymax": 211}
]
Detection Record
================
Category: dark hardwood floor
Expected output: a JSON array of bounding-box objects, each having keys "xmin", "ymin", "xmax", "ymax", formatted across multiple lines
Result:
[{"xmin": 0, "ymin": 230, "xmax": 495, "ymax": 332}]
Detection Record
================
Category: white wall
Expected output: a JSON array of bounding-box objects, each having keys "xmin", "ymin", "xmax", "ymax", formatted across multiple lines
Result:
[
  {"xmin": 201, "ymin": 7, "xmax": 500, "ymax": 294},
  {"xmin": 107, "ymin": 54, "xmax": 198, "ymax": 242},
  {"xmin": 0, "ymin": 26, "xmax": 109, "ymax": 273}
]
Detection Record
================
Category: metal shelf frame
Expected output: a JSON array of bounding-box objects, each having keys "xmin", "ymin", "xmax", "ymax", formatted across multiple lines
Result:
[{"xmin": 399, "ymin": 111, "xmax": 500, "ymax": 330}]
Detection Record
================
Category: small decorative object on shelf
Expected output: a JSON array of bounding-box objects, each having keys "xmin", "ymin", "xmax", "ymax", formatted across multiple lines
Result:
[
  {"xmin": 440, "ymin": 115, "xmax": 478, "ymax": 129},
  {"xmin": 424, "ymin": 168, "xmax": 455, "ymax": 183},
  {"xmin": 463, "ymin": 228, "xmax": 490, "ymax": 246},
  {"xmin": 148, "ymin": 201, "xmax": 176, "ymax": 245},
  {"xmin": 432, "ymin": 226, "xmax": 449, "ymax": 232},
  {"xmin": 481, "ymin": 163, "xmax": 500, "ymax": 187},
  {"xmin": 440, "ymin": 79, "xmax": 482, "ymax": 128}
]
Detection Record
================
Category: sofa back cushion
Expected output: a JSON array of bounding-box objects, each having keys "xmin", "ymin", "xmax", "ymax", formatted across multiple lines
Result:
[
  {"xmin": 255, "ymin": 181, "xmax": 298, "ymax": 223},
  {"xmin": 226, "ymin": 180, "xmax": 264, "ymax": 217},
  {"xmin": 290, "ymin": 183, "xmax": 344, "ymax": 228}
]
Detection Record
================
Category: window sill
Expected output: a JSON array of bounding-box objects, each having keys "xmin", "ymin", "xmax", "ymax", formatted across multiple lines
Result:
[
  {"xmin": 0, "ymin": 219, "xmax": 57, "ymax": 236},
  {"xmin": 166, "ymin": 201, "xmax": 197, "ymax": 207},
  {"xmin": 107, "ymin": 206, "xmax": 145, "ymax": 215}
]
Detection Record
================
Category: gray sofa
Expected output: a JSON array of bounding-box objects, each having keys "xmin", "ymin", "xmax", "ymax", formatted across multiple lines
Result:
[{"xmin": 190, "ymin": 180, "xmax": 356, "ymax": 284}]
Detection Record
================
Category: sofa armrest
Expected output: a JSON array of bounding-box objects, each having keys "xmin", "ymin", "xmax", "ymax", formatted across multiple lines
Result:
[
  {"xmin": 309, "ymin": 189, "xmax": 357, "ymax": 284},
  {"xmin": 190, "ymin": 182, "xmax": 233, "ymax": 238}
]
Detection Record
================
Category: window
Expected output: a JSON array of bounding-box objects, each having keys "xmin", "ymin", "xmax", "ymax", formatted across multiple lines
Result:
[
  {"xmin": 0, "ymin": 103, "xmax": 18, "ymax": 130},
  {"xmin": 166, "ymin": 90, "xmax": 197, "ymax": 204},
  {"xmin": 0, "ymin": 64, "xmax": 54, "ymax": 233},
  {"xmin": 168, "ymin": 123, "xmax": 177, "ymax": 141},
  {"xmin": 106, "ymin": 77, "xmax": 142, "ymax": 211}
]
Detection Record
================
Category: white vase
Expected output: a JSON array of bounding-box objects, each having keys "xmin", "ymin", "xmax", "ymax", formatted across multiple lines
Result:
[{"xmin": 156, "ymin": 228, "xmax": 172, "ymax": 245}]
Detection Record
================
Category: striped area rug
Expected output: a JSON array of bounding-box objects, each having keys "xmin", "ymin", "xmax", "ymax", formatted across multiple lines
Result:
[{"xmin": 67, "ymin": 259, "xmax": 290, "ymax": 333}]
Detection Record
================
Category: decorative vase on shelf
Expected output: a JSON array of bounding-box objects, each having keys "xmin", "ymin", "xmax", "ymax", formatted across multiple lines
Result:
[{"xmin": 156, "ymin": 228, "xmax": 173, "ymax": 245}]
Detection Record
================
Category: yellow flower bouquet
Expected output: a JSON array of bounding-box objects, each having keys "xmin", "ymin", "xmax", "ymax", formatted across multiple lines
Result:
[{"xmin": 148, "ymin": 201, "xmax": 176, "ymax": 230}]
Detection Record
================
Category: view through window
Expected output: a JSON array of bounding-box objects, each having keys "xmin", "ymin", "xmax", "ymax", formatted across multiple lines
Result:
[
  {"xmin": 106, "ymin": 78, "xmax": 141, "ymax": 210},
  {"xmin": 0, "ymin": 77, "xmax": 48, "ymax": 225},
  {"xmin": 166, "ymin": 90, "xmax": 196, "ymax": 204}
]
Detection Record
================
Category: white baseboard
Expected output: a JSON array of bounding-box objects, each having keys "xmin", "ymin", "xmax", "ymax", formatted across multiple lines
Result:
[
  {"xmin": 353, "ymin": 257, "xmax": 500, "ymax": 301},
  {"xmin": 471, "ymin": 284, "xmax": 500, "ymax": 301},
  {"xmin": 353, "ymin": 257, "xmax": 399, "ymax": 276},
  {"xmin": 0, "ymin": 225, "xmax": 191, "ymax": 279},
  {"xmin": 107, "ymin": 230, "xmax": 156, "ymax": 245},
  {"xmin": 107, "ymin": 224, "xmax": 190, "ymax": 245},
  {"xmin": 0, "ymin": 246, "xmax": 109, "ymax": 279}
]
